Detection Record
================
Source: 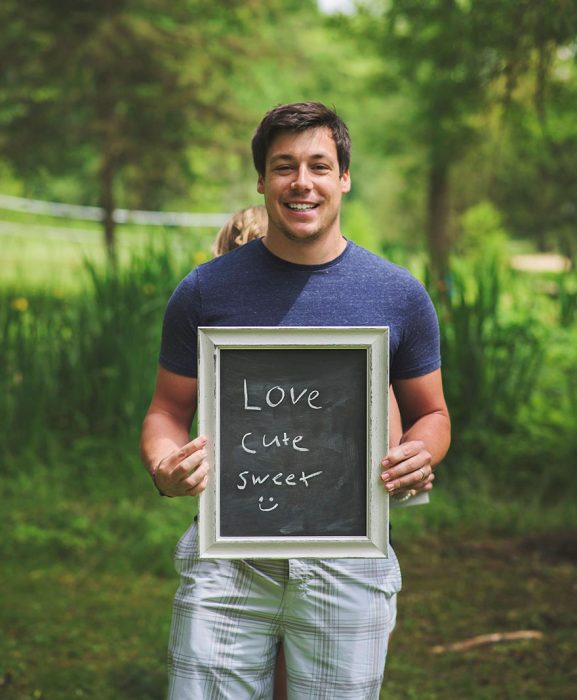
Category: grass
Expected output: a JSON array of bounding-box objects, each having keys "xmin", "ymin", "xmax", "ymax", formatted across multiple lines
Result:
[
  {"xmin": 3, "ymin": 440, "xmax": 575, "ymax": 699},
  {"xmin": 382, "ymin": 531, "xmax": 577, "ymax": 700},
  {"xmin": 0, "ymin": 209, "xmax": 217, "ymax": 290},
  {"xmin": 2, "ymin": 474, "xmax": 576, "ymax": 699}
]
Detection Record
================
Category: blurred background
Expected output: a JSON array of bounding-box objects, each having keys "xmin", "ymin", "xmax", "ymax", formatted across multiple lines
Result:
[{"xmin": 1, "ymin": 1, "xmax": 576, "ymax": 698}]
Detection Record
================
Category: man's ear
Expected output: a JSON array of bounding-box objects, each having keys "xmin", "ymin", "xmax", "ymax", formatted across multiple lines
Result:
[
  {"xmin": 340, "ymin": 169, "xmax": 351, "ymax": 194},
  {"xmin": 257, "ymin": 174, "xmax": 264, "ymax": 194}
]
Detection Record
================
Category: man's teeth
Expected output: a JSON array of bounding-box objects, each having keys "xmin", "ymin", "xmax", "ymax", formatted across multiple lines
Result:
[{"xmin": 287, "ymin": 203, "xmax": 316, "ymax": 210}]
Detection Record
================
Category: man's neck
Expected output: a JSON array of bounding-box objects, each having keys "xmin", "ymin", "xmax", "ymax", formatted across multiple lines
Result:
[{"xmin": 262, "ymin": 231, "xmax": 347, "ymax": 266}]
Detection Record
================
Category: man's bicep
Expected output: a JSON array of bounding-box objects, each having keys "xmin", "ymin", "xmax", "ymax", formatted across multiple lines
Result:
[
  {"xmin": 392, "ymin": 369, "xmax": 449, "ymax": 428},
  {"xmin": 148, "ymin": 366, "xmax": 198, "ymax": 428}
]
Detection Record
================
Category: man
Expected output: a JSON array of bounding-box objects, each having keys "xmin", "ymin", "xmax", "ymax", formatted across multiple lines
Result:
[{"xmin": 141, "ymin": 102, "xmax": 450, "ymax": 699}]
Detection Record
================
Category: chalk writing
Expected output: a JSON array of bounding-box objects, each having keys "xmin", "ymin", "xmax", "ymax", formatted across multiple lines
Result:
[
  {"xmin": 243, "ymin": 379, "xmax": 323, "ymax": 411},
  {"xmin": 239, "ymin": 378, "xmax": 326, "ymax": 512},
  {"xmin": 258, "ymin": 496, "xmax": 279, "ymax": 512},
  {"xmin": 236, "ymin": 470, "xmax": 324, "ymax": 490},
  {"xmin": 241, "ymin": 431, "xmax": 309, "ymax": 454}
]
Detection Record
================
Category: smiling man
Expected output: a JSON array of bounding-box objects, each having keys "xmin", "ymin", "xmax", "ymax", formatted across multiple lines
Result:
[
  {"xmin": 256, "ymin": 127, "xmax": 350, "ymax": 257},
  {"xmin": 140, "ymin": 102, "xmax": 450, "ymax": 699}
]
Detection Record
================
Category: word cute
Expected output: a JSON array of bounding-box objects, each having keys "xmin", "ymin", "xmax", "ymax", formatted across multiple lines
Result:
[{"xmin": 243, "ymin": 379, "xmax": 323, "ymax": 411}]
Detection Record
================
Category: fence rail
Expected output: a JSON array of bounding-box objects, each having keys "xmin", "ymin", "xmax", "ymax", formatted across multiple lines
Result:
[{"xmin": 0, "ymin": 193, "xmax": 230, "ymax": 228}]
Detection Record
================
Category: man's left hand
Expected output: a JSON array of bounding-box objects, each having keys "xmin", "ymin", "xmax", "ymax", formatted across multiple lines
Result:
[{"xmin": 380, "ymin": 440, "xmax": 435, "ymax": 497}]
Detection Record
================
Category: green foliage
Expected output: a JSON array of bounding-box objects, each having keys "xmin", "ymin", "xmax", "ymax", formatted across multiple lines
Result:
[
  {"xmin": 420, "ymin": 249, "xmax": 577, "ymax": 507},
  {"xmin": 457, "ymin": 201, "xmax": 509, "ymax": 264},
  {"xmin": 436, "ymin": 258, "xmax": 544, "ymax": 435},
  {"xmin": 558, "ymin": 269, "xmax": 577, "ymax": 326},
  {"xmin": 0, "ymin": 0, "xmax": 294, "ymax": 252},
  {"xmin": 335, "ymin": 1, "xmax": 577, "ymax": 275},
  {"xmin": 0, "ymin": 240, "xmax": 200, "ymax": 458}
]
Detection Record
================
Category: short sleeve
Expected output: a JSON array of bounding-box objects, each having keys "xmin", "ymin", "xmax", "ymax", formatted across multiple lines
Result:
[
  {"xmin": 159, "ymin": 270, "xmax": 201, "ymax": 377},
  {"xmin": 390, "ymin": 281, "xmax": 441, "ymax": 380}
]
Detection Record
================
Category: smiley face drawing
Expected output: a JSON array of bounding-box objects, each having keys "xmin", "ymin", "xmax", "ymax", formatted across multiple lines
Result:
[{"xmin": 258, "ymin": 496, "xmax": 279, "ymax": 512}]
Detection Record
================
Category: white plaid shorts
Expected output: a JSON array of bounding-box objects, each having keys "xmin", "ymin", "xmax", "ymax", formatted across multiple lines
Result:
[{"xmin": 167, "ymin": 521, "xmax": 401, "ymax": 699}]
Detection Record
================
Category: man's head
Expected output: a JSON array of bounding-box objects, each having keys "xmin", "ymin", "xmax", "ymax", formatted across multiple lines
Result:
[{"xmin": 251, "ymin": 102, "xmax": 351, "ymax": 178}]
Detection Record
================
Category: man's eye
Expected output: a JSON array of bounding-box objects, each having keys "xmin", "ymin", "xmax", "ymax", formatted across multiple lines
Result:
[
  {"xmin": 275, "ymin": 165, "xmax": 293, "ymax": 173},
  {"xmin": 313, "ymin": 164, "xmax": 329, "ymax": 171}
]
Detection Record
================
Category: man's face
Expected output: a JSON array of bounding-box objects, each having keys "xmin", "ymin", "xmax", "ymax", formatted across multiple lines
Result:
[{"xmin": 257, "ymin": 127, "xmax": 351, "ymax": 245}]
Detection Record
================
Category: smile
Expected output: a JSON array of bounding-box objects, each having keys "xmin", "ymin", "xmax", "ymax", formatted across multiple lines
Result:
[{"xmin": 285, "ymin": 203, "xmax": 318, "ymax": 211}]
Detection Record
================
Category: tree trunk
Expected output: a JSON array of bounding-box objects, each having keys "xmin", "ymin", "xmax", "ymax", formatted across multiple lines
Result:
[
  {"xmin": 426, "ymin": 158, "xmax": 451, "ymax": 287},
  {"xmin": 100, "ymin": 154, "xmax": 117, "ymax": 265}
]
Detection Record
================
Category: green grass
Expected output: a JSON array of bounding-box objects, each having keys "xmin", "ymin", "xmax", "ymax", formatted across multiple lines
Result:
[
  {"xmin": 382, "ymin": 531, "xmax": 577, "ymax": 700},
  {"xmin": 2, "ymin": 471, "xmax": 576, "ymax": 699},
  {"xmin": 0, "ymin": 209, "xmax": 216, "ymax": 290}
]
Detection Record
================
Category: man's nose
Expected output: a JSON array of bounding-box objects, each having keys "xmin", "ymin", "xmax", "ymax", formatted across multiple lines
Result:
[{"xmin": 291, "ymin": 165, "xmax": 313, "ymax": 191}]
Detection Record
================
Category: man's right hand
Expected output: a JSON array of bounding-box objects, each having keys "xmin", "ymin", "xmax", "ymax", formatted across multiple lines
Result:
[{"xmin": 152, "ymin": 436, "xmax": 210, "ymax": 497}]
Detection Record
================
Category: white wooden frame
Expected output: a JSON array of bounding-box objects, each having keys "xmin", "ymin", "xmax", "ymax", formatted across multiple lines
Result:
[{"xmin": 198, "ymin": 326, "xmax": 389, "ymax": 559}]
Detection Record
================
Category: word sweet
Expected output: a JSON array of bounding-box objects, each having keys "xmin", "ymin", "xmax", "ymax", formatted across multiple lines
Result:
[{"xmin": 236, "ymin": 470, "xmax": 324, "ymax": 490}]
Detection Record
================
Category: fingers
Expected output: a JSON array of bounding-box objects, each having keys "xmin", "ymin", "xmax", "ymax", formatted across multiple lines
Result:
[
  {"xmin": 393, "ymin": 473, "xmax": 435, "ymax": 501},
  {"xmin": 167, "ymin": 435, "xmax": 208, "ymax": 467},
  {"xmin": 155, "ymin": 436, "xmax": 210, "ymax": 497},
  {"xmin": 414, "ymin": 472, "xmax": 435, "ymax": 493},
  {"xmin": 380, "ymin": 440, "xmax": 433, "ymax": 495}
]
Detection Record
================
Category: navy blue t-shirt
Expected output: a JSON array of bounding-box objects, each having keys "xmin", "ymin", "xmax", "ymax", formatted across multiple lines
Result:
[{"xmin": 160, "ymin": 239, "xmax": 440, "ymax": 379}]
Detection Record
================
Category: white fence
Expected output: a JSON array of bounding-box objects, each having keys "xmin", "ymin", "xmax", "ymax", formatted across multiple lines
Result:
[{"xmin": 0, "ymin": 193, "xmax": 230, "ymax": 229}]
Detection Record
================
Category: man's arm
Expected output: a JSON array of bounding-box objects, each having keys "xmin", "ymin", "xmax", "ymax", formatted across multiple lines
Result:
[
  {"xmin": 140, "ymin": 367, "xmax": 209, "ymax": 497},
  {"xmin": 381, "ymin": 369, "xmax": 450, "ymax": 496}
]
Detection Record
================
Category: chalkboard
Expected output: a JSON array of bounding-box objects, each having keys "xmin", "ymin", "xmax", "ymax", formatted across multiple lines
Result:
[
  {"xmin": 198, "ymin": 327, "xmax": 389, "ymax": 559},
  {"xmin": 219, "ymin": 348, "xmax": 367, "ymax": 538}
]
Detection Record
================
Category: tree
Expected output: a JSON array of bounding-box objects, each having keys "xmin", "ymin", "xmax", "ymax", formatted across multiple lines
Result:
[
  {"xmin": 0, "ymin": 0, "xmax": 275, "ymax": 261},
  {"xmin": 342, "ymin": 0, "xmax": 577, "ymax": 280}
]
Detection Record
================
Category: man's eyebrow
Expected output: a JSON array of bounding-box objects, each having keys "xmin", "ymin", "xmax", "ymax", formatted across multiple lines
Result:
[{"xmin": 269, "ymin": 152, "xmax": 333, "ymax": 163}]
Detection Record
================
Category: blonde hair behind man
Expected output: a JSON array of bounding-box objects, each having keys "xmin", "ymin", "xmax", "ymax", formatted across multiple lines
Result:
[{"xmin": 212, "ymin": 205, "xmax": 268, "ymax": 257}]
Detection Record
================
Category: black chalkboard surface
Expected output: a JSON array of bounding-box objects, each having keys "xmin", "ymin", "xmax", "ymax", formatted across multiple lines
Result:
[
  {"xmin": 198, "ymin": 326, "xmax": 389, "ymax": 558},
  {"xmin": 218, "ymin": 348, "xmax": 367, "ymax": 538}
]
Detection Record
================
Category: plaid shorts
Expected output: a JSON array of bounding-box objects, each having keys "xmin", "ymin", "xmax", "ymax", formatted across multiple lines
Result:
[{"xmin": 167, "ymin": 521, "xmax": 401, "ymax": 699}]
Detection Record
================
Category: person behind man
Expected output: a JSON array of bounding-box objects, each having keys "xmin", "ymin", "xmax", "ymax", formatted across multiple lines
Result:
[
  {"xmin": 212, "ymin": 205, "xmax": 268, "ymax": 257},
  {"xmin": 140, "ymin": 102, "xmax": 450, "ymax": 698}
]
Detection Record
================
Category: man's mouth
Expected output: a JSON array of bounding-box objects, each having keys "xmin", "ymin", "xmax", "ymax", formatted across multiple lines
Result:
[{"xmin": 285, "ymin": 203, "xmax": 318, "ymax": 211}]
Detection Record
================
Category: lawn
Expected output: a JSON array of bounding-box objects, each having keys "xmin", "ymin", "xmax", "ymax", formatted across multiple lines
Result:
[{"xmin": 2, "ymin": 476, "xmax": 576, "ymax": 699}]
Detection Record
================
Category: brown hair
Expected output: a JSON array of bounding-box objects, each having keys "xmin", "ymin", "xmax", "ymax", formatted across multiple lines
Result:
[
  {"xmin": 212, "ymin": 206, "xmax": 268, "ymax": 257},
  {"xmin": 251, "ymin": 102, "xmax": 351, "ymax": 177}
]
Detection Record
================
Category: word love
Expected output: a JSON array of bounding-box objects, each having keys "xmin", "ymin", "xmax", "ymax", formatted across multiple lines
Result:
[{"xmin": 243, "ymin": 379, "xmax": 323, "ymax": 411}]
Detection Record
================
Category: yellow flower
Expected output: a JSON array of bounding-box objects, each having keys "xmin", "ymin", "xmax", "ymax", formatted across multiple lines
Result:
[
  {"xmin": 11, "ymin": 297, "xmax": 29, "ymax": 312},
  {"xmin": 194, "ymin": 251, "xmax": 208, "ymax": 266},
  {"xmin": 142, "ymin": 283, "xmax": 156, "ymax": 296}
]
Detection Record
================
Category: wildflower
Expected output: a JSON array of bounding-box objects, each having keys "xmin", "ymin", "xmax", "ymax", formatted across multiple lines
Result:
[
  {"xmin": 11, "ymin": 297, "xmax": 29, "ymax": 312},
  {"xmin": 143, "ymin": 283, "xmax": 156, "ymax": 296}
]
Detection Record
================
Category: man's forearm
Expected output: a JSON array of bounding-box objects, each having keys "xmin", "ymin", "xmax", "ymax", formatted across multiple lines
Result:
[
  {"xmin": 140, "ymin": 411, "xmax": 193, "ymax": 475},
  {"xmin": 401, "ymin": 410, "xmax": 451, "ymax": 468}
]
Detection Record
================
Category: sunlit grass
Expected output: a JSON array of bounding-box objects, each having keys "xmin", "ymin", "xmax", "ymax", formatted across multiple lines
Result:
[{"xmin": 0, "ymin": 212, "xmax": 215, "ymax": 291}]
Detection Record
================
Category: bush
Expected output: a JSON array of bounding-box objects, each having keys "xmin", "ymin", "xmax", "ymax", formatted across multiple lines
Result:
[{"xmin": 0, "ymin": 240, "xmax": 201, "ymax": 461}]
